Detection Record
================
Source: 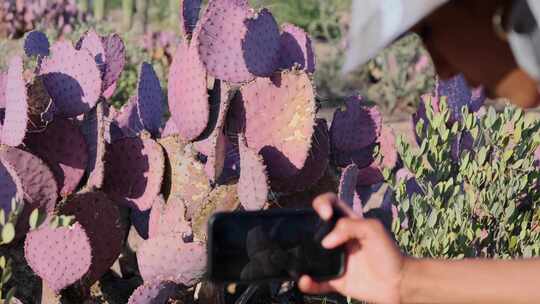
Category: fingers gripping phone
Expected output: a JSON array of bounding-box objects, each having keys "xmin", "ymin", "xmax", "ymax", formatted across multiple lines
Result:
[{"xmin": 207, "ymin": 208, "xmax": 346, "ymax": 283}]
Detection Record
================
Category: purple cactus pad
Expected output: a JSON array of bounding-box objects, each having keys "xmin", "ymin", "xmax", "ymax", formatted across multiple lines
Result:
[
  {"xmin": 138, "ymin": 236, "xmax": 206, "ymax": 286},
  {"xmin": 24, "ymin": 222, "xmax": 92, "ymax": 293},
  {"xmin": 238, "ymin": 136, "xmax": 268, "ymax": 210},
  {"xmin": 23, "ymin": 30, "xmax": 50, "ymax": 57},
  {"xmin": 181, "ymin": 0, "xmax": 202, "ymax": 37},
  {"xmin": 1, "ymin": 56, "xmax": 28, "ymax": 147},
  {"xmin": 0, "ymin": 145, "xmax": 57, "ymax": 216},
  {"xmin": 59, "ymin": 191, "xmax": 125, "ymax": 286},
  {"xmin": 338, "ymin": 164, "xmax": 359, "ymax": 207},
  {"xmin": 77, "ymin": 31, "xmax": 126, "ymax": 96},
  {"xmin": 330, "ymin": 96, "xmax": 382, "ymax": 154},
  {"xmin": 269, "ymin": 119, "xmax": 330, "ymax": 193},
  {"xmin": 115, "ymin": 96, "xmax": 145, "ymax": 138},
  {"xmin": 0, "ymin": 159, "xmax": 22, "ymax": 215},
  {"xmin": 40, "ymin": 41, "xmax": 102, "ymax": 117},
  {"xmin": 127, "ymin": 280, "xmax": 179, "ymax": 304},
  {"xmin": 242, "ymin": 71, "xmax": 317, "ymax": 177},
  {"xmin": 24, "ymin": 118, "xmax": 88, "ymax": 197},
  {"xmin": 137, "ymin": 62, "xmax": 164, "ymax": 135},
  {"xmin": 103, "ymin": 137, "xmax": 165, "ymax": 211},
  {"xmin": 279, "ymin": 23, "xmax": 315, "ymax": 73},
  {"xmin": 168, "ymin": 40, "xmax": 209, "ymax": 141},
  {"xmin": 149, "ymin": 196, "xmax": 191, "ymax": 239},
  {"xmin": 197, "ymin": 1, "xmax": 280, "ymax": 83}
]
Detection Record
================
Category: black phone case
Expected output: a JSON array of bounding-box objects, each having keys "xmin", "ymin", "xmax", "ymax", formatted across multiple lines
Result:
[{"xmin": 206, "ymin": 208, "xmax": 346, "ymax": 284}]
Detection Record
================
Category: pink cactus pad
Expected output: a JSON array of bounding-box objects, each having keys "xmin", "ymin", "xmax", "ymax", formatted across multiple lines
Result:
[
  {"xmin": 24, "ymin": 118, "xmax": 88, "ymax": 196},
  {"xmin": 149, "ymin": 196, "xmax": 191, "ymax": 239},
  {"xmin": 242, "ymin": 70, "xmax": 316, "ymax": 177},
  {"xmin": 77, "ymin": 31, "xmax": 126, "ymax": 95},
  {"xmin": 181, "ymin": 0, "xmax": 202, "ymax": 37},
  {"xmin": 81, "ymin": 102, "xmax": 109, "ymax": 189},
  {"xmin": 76, "ymin": 30, "xmax": 105, "ymax": 72},
  {"xmin": 0, "ymin": 72, "xmax": 7, "ymax": 108},
  {"xmin": 40, "ymin": 41, "xmax": 102, "ymax": 117},
  {"xmin": 1, "ymin": 56, "xmax": 28, "ymax": 147},
  {"xmin": 104, "ymin": 137, "xmax": 165, "ymax": 211},
  {"xmin": 197, "ymin": 1, "xmax": 280, "ymax": 83},
  {"xmin": 330, "ymin": 96, "xmax": 382, "ymax": 153},
  {"xmin": 115, "ymin": 96, "xmax": 145, "ymax": 138},
  {"xmin": 137, "ymin": 62, "xmax": 164, "ymax": 135},
  {"xmin": 279, "ymin": 23, "xmax": 315, "ymax": 73},
  {"xmin": 0, "ymin": 159, "xmax": 22, "ymax": 214},
  {"xmin": 60, "ymin": 191, "xmax": 124, "ymax": 285},
  {"xmin": 24, "ymin": 30, "xmax": 50, "ymax": 57},
  {"xmin": 161, "ymin": 118, "xmax": 179, "ymax": 138},
  {"xmin": 339, "ymin": 164, "xmax": 359, "ymax": 207},
  {"xmin": 24, "ymin": 222, "xmax": 92, "ymax": 293},
  {"xmin": 238, "ymin": 136, "xmax": 268, "ymax": 210},
  {"xmin": 0, "ymin": 145, "xmax": 57, "ymax": 215},
  {"xmin": 168, "ymin": 40, "xmax": 209, "ymax": 141},
  {"xmin": 269, "ymin": 119, "xmax": 330, "ymax": 193},
  {"xmin": 128, "ymin": 280, "xmax": 179, "ymax": 304},
  {"xmin": 138, "ymin": 236, "xmax": 206, "ymax": 286}
]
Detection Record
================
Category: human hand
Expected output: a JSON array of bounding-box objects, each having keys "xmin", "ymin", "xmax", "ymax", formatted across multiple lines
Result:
[{"xmin": 298, "ymin": 193, "xmax": 407, "ymax": 304}]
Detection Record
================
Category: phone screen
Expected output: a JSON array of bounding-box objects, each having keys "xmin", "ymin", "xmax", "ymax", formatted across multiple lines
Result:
[{"xmin": 208, "ymin": 209, "xmax": 345, "ymax": 283}]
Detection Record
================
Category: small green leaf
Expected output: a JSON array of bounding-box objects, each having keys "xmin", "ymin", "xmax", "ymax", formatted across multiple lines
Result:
[{"xmin": 1, "ymin": 224, "xmax": 15, "ymax": 244}]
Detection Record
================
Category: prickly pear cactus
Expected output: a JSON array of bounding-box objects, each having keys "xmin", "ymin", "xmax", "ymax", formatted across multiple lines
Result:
[
  {"xmin": 24, "ymin": 118, "xmax": 88, "ymax": 197},
  {"xmin": 238, "ymin": 136, "xmax": 269, "ymax": 210},
  {"xmin": 127, "ymin": 280, "xmax": 179, "ymax": 304},
  {"xmin": 279, "ymin": 23, "xmax": 315, "ymax": 73},
  {"xmin": 148, "ymin": 196, "xmax": 191, "ymax": 240},
  {"xmin": 103, "ymin": 137, "xmax": 165, "ymax": 211},
  {"xmin": 196, "ymin": 0, "xmax": 281, "ymax": 83},
  {"xmin": 241, "ymin": 70, "xmax": 317, "ymax": 179},
  {"xmin": 137, "ymin": 235, "xmax": 206, "ymax": 285},
  {"xmin": 40, "ymin": 41, "xmax": 102, "ymax": 117},
  {"xmin": 59, "ymin": 191, "xmax": 124, "ymax": 286},
  {"xmin": 1, "ymin": 56, "xmax": 27, "ymax": 147},
  {"xmin": 168, "ymin": 40, "xmax": 209, "ymax": 141},
  {"xmin": 181, "ymin": 0, "xmax": 202, "ymax": 38},
  {"xmin": 23, "ymin": 30, "xmax": 50, "ymax": 57},
  {"xmin": 24, "ymin": 222, "xmax": 92, "ymax": 293},
  {"xmin": 339, "ymin": 164, "xmax": 359, "ymax": 208}
]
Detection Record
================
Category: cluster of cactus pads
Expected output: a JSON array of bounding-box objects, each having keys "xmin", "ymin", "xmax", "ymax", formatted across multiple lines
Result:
[
  {"xmin": 0, "ymin": 0, "xmax": 488, "ymax": 302},
  {"xmin": 0, "ymin": 0, "xmax": 86, "ymax": 39}
]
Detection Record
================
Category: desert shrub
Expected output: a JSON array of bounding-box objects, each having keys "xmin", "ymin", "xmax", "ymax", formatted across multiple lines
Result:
[
  {"xmin": 358, "ymin": 33, "xmax": 436, "ymax": 113},
  {"xmin": 388, "ymin": 93, "xmax": 540, "ymax": 258}
]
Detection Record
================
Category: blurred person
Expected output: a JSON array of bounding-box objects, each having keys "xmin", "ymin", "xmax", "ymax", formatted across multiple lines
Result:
[
  {"xmin": 345, "ymin": 0, "xmax": 540, "ymax": 108},
  {"xmin": 299, "ymin": 193, "xmax": 540, "ymax": 303}
]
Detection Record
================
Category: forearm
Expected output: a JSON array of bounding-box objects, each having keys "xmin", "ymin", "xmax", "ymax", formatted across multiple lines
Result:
[{"xmin": 400, "ymin": 257, "xmax": 540, "ymax": 304}]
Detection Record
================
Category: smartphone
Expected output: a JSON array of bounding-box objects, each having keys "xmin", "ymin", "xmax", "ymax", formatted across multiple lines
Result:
[{"xmin": 207, "ymin": 208, "xmax": 346, "ymax": 283}]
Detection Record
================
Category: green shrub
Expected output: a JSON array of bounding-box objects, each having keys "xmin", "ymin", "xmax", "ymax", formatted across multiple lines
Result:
[{"xmin": 388, "ymin": 98, "xmax": 540, "ymax": 258}]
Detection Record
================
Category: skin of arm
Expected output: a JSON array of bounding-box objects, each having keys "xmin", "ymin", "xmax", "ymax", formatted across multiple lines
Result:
[{"xmin": 298, "ymin": 193, "xmax": 540, "ymax": 304}]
